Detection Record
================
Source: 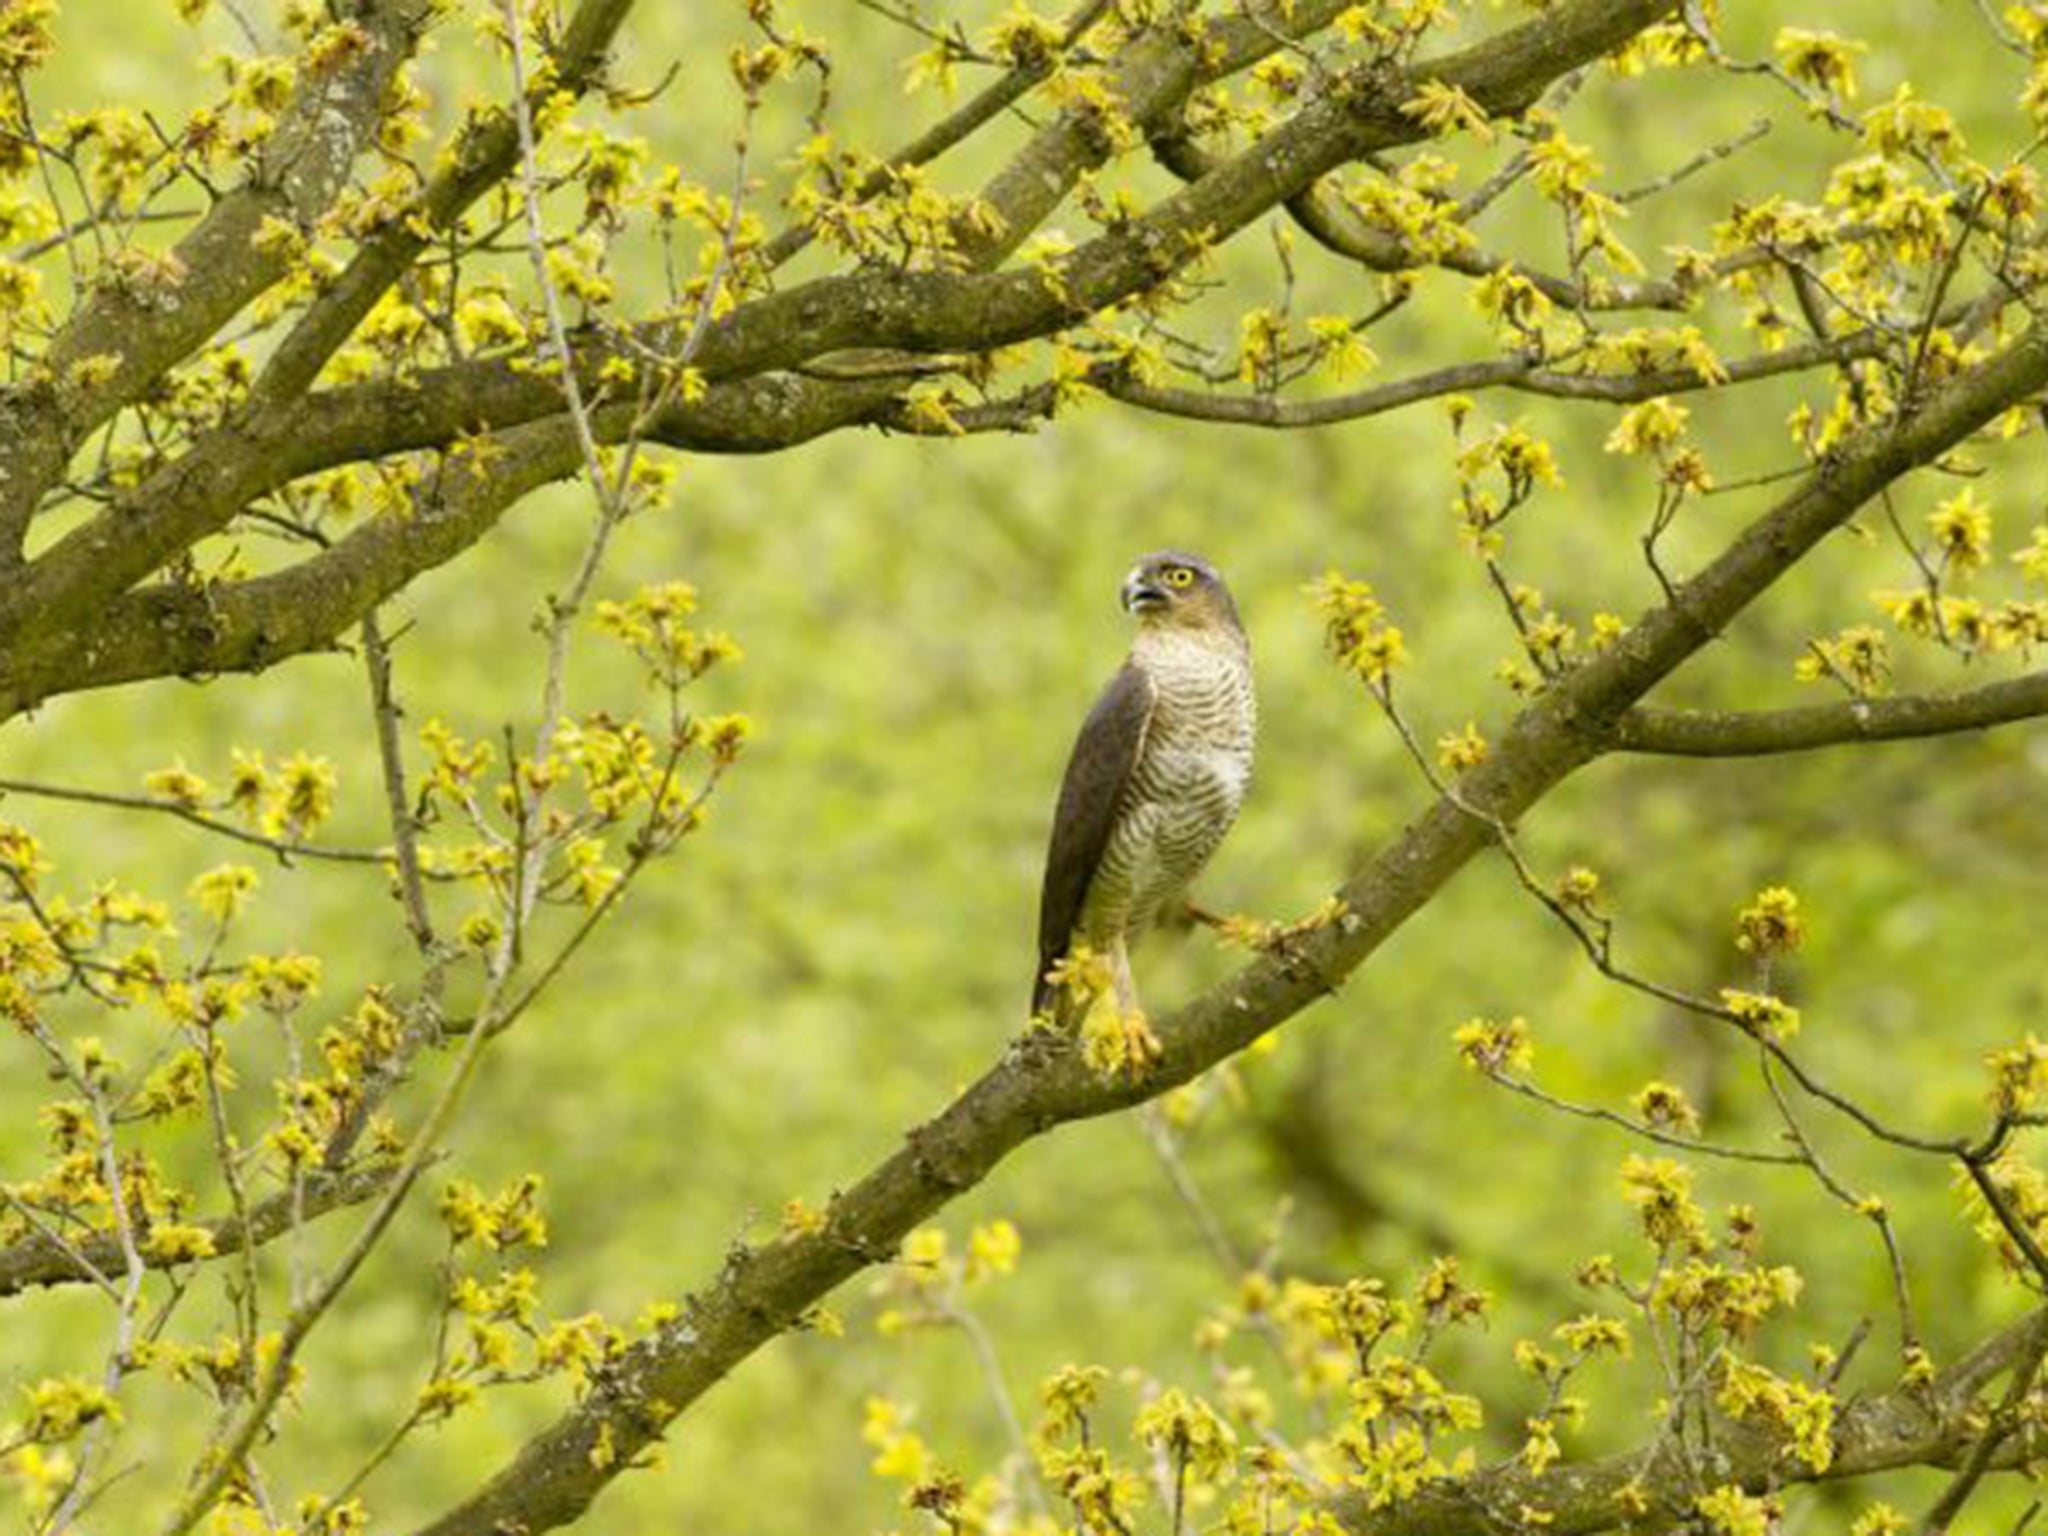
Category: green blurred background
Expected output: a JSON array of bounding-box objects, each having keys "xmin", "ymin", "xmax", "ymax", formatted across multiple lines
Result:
[{"xmin": 7, "ymin": 0, "xmax": 2048, "ymax": 1529}]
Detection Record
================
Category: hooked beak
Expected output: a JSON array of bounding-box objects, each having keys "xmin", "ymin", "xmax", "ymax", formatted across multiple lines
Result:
[{"xmin": 1121, "ymin": 573, "xmax": 1168, "ymax": 614}]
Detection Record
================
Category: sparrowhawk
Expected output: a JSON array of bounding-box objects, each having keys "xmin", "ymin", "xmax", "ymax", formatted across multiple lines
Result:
[{"xmin": 1033, "ymin": 551, "xmax": 1255, "ymax": 1026}]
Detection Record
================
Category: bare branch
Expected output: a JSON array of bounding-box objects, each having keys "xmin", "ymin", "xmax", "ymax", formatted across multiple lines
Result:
[
  {"xmin": 1613, "ymin": 669, "xmax": 2048, "ymax": 757},
  {"xmin": 1102, "ymin": 328, "xmax": 1889, "ymax": 428}
]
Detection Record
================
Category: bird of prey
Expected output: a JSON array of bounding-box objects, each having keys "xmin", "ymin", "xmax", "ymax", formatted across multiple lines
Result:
[{"xmin": 1032, "ymin": 551, "xmax": 1256, "ymax": 1035}]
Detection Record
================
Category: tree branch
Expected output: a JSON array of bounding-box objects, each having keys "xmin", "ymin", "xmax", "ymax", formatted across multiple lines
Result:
[
  {"xmin": 959, "ymin": 0, "xmax": 1357, "ymax": 269},
  {"xmin": 680, "ymin": 0, "xmax": 1681, "ymax": 386},
  {"xmin": 248, "ymin": 0, "xmax": 639, "ymax": 411},
  {"xmin": 0, "ymin": 1164, "xmax": 395, "ymax": 1299},
  {"xmin": 1102, "ymin": 327, "xmax": 1891, "ymax": 428},
  {"xmin": 1614, "ymin": 669, "xmax": 2048, "ymax": 756},
  {"xmin": 0, "ymin": 0, "xmax": 639, "ymax": 646},
  {"xmin": 760, "ymin": 0, "xmax": 1116, "ymax": 271},
  {"xmin": 0, "ymin": 775, "xmax": 414, "ymax": 869},
  {"xmin": 1146, "ymin": 115, "xmax": 1691, "ymax": 316},
  {"xmin": 21, "ymin": 293, "xmax": 1916, "ymax": 719},
  {"xmin": 0, "ymin": 418, "xmax": 586, "ymax": 719},
  {"xmin": 1332, "ymin": 1308, "xmax": 2047, "ymax": 1535},
  {"xmin": 0, "ymin": 0, "xmax": 434, "ymax": 561},
  {"xmin": 0, "ymin": 372, "xmax": 925, "ymax": 720}
]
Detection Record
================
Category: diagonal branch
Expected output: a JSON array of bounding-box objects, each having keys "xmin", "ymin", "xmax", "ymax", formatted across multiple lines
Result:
[
  {"xmin": 958, "ymin": 0, "xmax": 1357, "ymax": 269},
  {"xmin": 760, "ymin": 0, "xmax": 1117, "ymax": 272},
  {"xmin": 681, "ymin": 0, "xmax": 1683, "ymax": 385},
  {"xmin": 0, "ymin": 373, "xmax": 911, "ymax": 721},
  {"xmin": 0, "ymin": 0, "xmax": 433, "ymax": 563},
  {"xmin": 0, "ymin": 418, "xmax": 587, "ymax": 722},
  {"xmin": 0, "ymin": 0, "xmax": 639, "ymax": 648},
  {"xmin": 246, "ymin": 0, "xmax": 639, "ymax": 410}
]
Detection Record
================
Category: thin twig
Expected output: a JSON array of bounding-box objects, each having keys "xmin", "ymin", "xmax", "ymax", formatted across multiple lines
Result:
[
  {"xmin": 0, "ymin": 777, "xmax": 410, "ymax": 871},
  {"xmin": 1480, "ymin": 1067, "xmax": 1804, "ymax": 1167}
]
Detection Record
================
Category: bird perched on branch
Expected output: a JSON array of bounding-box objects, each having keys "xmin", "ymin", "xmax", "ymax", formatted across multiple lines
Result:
[{"xmin": 1032, "ymin": 552, "xmax": 1255, "ymax": 1052}]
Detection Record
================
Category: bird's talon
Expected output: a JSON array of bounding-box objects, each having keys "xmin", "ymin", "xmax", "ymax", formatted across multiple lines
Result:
[{"xmin": 1121, "ymin": 1009, "xmax": 1163, "ymax": 1079}]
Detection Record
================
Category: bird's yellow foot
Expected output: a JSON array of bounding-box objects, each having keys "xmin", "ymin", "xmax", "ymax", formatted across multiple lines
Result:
[
  {"xmin": 1204, "ymin": 908, "xmax": 1283, "ymax": 951},
  {"xmin": 1119, "ymin": 1009, "xmax": 1163, "ymax": 1079},
  {"xmin": 1080, "ymin": 1002, "xmax": 1161, "ymax": 1080}
]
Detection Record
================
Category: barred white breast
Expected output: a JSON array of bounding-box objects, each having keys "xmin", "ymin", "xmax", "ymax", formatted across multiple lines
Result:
[{"xmin": 1078, "ymin": 625, "xmax": 1254, "ymax": 945}]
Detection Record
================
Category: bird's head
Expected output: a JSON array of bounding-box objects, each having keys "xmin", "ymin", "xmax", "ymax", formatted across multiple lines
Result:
[{"xmin": 1119, "ymin": 551, "xmax": 1242, "ymax": 635}]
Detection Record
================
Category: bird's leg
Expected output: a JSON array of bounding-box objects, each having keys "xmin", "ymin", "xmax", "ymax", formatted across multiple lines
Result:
[
  {"xmin": 1187, "ymin": 893, "xmax": 1346, "ymax": 994},
  {"xmin": 1108, "ymin": 938, "xmax": 1138, "ymax": 1013},
  {"xmin": 1183, "ymin": 895, "xmax": 1285, "ymax": 952},
  {"xmin": 1109, "ymin": 938, "xmax": 1162, "ymax": 1078}
]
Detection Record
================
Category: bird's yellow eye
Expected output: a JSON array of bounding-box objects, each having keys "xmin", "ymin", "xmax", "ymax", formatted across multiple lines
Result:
[{"xmin": 1163, "ymin": 566, "xmax": 1196, "ymax": 589}]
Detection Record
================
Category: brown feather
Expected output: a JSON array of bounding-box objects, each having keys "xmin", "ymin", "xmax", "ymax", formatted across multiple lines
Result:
[{"xmin": 1032, "ymin": 662, "xmax": 1154, "ymax": 1014}]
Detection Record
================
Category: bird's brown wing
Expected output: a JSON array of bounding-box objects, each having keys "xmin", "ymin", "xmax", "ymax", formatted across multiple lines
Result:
[{"xmin": 1033, "ymin": 662, "xmax": 1155, "ymax": 1015}]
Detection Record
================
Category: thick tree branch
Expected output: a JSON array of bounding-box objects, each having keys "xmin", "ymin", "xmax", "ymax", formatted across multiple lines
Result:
[
  {"xmin": 0, "ymin": 0, "xmax": 639, "ymax": 646},
  {"xmin": 0, "ymin": 373, "xmax": 914, "ymax": 719},
  {"xmin": 960, "ymin": 0, "xmax": 1357, "ymax": 269},
  {"xmin": 407, "ymin": 246, "xmax": 2048, "ymax": 1536},
  {"xmin": 0, "ymin": 0, "xmax": 1677, "ymax": 662},
  {"xmin": 14, "ymin": 296, "xmax": 1922, "ymax": 721},
  {"xmin": 0, "ymin": 419, "xmax": 585, "ymax": 719},
  {"xmin": 0, "ymin": 0, "xmax": 433, "ymax": 562},
  {"xmin": 1614, "ymin": 669, "xmax": 2048, "ymax": 756},
  {"xmin": 48, "ymin": 314, "xmax": 1865, "ymax": 517}
]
